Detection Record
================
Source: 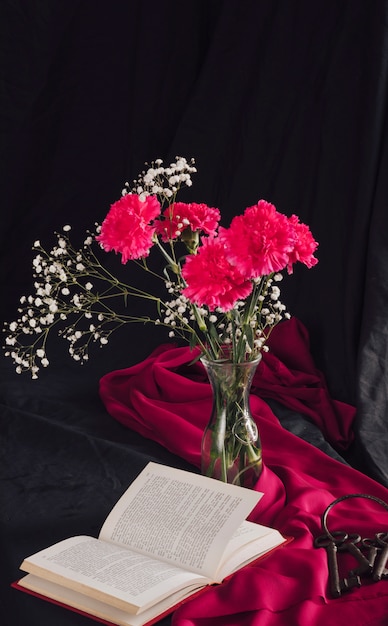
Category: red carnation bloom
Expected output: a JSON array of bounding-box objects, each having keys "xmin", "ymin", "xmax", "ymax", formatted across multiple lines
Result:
[
  {"xmin": 155, "ymin": 202, "xmax": 220, "ymax": 241},
  {"xmin": 287, "ymin": 214, "xmax": 319, "ymax": 273},
  {"xmin": 219, "ymin": 200, "xmax": 295, "ymax": 278},
  {"xmin": 181, "ymin": 237, "xmax": 253, "ymax": 312},
  {"xmin": 96, "ymin": 194, "xmax": 161, "ymax": 263}
]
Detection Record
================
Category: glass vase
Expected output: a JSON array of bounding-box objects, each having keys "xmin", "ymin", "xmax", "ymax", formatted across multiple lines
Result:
[{"xmin": 201, "ymin": 354, "xmax": 263, "ymax": 489}]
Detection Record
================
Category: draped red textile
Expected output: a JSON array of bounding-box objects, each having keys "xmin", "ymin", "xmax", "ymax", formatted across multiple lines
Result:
[
  {"xmin": 253, "ymin": 317, "xmax": 355, "ymax": 450},
  {"xmin": 99, "ymin": 319, "xmax": 388, "ymax": 625}
]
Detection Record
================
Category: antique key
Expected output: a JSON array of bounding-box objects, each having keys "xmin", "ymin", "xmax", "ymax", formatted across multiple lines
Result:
[
  {"xmin": 339, "ymin": 533, "xmax": 373, "ymax": 577},
  {"xmin": 314, "ymin": 531, "xmax": 347, "ymax": 598},
  {"xmin": 362, "ymin": 537, "xmax": 381, "ymax": 569},
  {"xmin": 373, "ymin": 532, "xmax": 388, "ymax": 581}
]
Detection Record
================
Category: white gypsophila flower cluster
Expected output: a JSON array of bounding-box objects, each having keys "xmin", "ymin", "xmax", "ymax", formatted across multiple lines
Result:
[
  {"xmin": 159, "ymin": 274, "xmax": 290, "ymax": 354},
  {"xmin": 218, "ymin": 275, "xmax": 290, "ymax": 355},
  {"xmin": 123, "ymin": 156, "xmax": 197, "ymax": 204},
  {"xmin": 2, "ymin": 226, "xmax": 151, "ymax": 378},
  {"xmin": 160, "ymin": 281, "xmax": 209, "ymax": 340}
]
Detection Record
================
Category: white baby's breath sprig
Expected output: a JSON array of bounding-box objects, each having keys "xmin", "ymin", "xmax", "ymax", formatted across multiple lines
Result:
[
  {"xmin": 2, "ymin": 225, "xmax": 173, "ymax": 377},
  {"xmin": 123, "ymin": 156, "xmax": 197, "ymax": 206}
]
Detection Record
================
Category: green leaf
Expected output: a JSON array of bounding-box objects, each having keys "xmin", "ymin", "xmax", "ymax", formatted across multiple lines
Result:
[
  {"xmin": 244, "ymin": 324, "xmax": 254, "ymax": 350},
  {"xmin": 189, "ymin": 333, "xmax": 197, "ymax": 350}
]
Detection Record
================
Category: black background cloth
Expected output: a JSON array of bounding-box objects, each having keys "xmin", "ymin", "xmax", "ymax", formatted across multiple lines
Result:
[
  {"xmin": 1, "ymin": 2, "xmax": 388, "ymax": 624},
  {"xmin": 1, "ymin": 339, "xmax": 192, "ymax": 625}
]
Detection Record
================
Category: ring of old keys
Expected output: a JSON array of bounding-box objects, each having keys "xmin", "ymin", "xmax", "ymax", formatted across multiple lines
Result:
[{"xmin": 315, "ymin": 493, "xmax": 388, "ymax": 597}]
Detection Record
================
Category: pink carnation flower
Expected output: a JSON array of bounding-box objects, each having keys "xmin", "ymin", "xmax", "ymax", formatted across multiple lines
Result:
[
  {"xmin": 287, "ymin": 214, "xmax": 319, "ymax": 273},
  {"xmin": 96, "ymin": 194, "xmax": 161, "ymax": 263},
  {"xmin": 155, "ymin": 202, "xmax": 220, "ymax": 241},
  {"xmin": 219, "ymin": 200, "xmax": 294, "ymax": 278},
  {"xmin": 181, "ymin": 237, "xmax": 253, "ymax": 312}
]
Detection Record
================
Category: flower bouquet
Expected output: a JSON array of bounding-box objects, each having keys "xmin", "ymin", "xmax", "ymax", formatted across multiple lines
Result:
[{"xmin": 3, "ymin": 156, "xmax": 318, "ymax": 486}]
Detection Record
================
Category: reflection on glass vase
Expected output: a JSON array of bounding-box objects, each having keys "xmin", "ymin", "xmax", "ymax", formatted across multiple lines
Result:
[{"xmin": 201, "ymin": 354, "xmax": 263, "ymax": 489}]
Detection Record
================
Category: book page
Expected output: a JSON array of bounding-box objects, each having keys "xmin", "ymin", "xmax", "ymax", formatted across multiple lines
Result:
[
  {"xmin": 214, "ymin": 520, "xmax": 286, "ymax": 580},
  {"xmin": 99, "ymin": 462, "xmax": 263, "ymax": 580},
  {"xmin": 20, "ymin": 535, "xmax": 208, "ymax": 614}
]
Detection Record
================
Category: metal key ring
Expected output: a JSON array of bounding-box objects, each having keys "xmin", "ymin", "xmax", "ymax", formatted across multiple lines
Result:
[
  {"xmin": 322, "ymin": 494, "xmax": 388, "ymax": 541},
  {"xmin": 314, "ymin": 530, "xmax": 349, "ymax": 548}
]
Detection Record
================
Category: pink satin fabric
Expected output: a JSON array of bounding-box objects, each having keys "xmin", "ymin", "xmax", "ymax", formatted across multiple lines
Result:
[{"xmin": 100, "ymin": 319, "xmax": 388, "ymax": 625}]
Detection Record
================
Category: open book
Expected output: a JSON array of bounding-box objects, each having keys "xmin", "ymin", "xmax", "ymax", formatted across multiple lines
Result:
[{"xmin": 14, "ymin": 462, "xmax": 288, "ymax": 626}]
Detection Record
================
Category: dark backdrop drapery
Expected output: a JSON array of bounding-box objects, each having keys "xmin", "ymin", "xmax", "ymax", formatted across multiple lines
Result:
[
  {"xmin": 2, "ymin": 2, "xmax": 388, "ymax": 625},
  {"xmin": 1, "ymin": 1, "xmax": 388, "ymax": 484}
]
